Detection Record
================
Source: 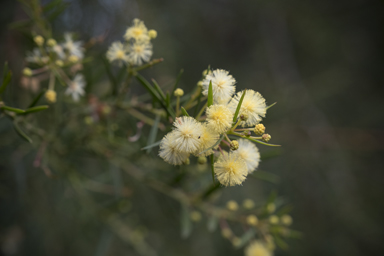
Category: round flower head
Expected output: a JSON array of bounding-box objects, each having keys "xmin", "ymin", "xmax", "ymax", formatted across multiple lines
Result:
[
  {"xmin": 214, "ymin": 151, "xmax": 248, "ymax": 186},
  {"xmin": 65, "ymin": 74, "xmax": 85, "ymax": 102},
  {"xmin": 245, "ymin": 241, "xmax": 272, "ymax": 256},
  {"xmin": 228, "ymin": 90, "xmax": 266, "ymax": 127},
  {"xmin": 128, "ymin": 42, "xmax": 153, "ymax": 66},
  {"xmin": 172, "ymin": 116, "xmax": 204, "ymax": 153},
  {"xmin": 124, "ymin": 19, "xmax": 150, "ymax": 42},
  {"xmin": 106, "ymin": 41, "xmax": 129, "ymax": 65},
  {"xmin": 206, "ymin": 104, "xmax": 233, "ymax": 134},
  {"xmin": 159, "ymin": 131, "xmax": 189, "ymax": 165},
  {"xmin": 194, "ymin": 124, "xmax": 219, "ymax": 157},
  {"xmin": 63, "ymin": 33, "xmax": 84, "ymax": 59},
  {"xmin": 202, "ymin": 69, "xmax": 236, "ymax": 104},
  {"xmin": 235, "ymin": 139, "xmax": 260, "ymax": 173}
]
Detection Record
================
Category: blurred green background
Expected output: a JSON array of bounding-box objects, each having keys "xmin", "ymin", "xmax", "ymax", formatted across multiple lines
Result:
[{"xmin": 1, "ymin": 0, "xmax": 384, "ymax": 255}]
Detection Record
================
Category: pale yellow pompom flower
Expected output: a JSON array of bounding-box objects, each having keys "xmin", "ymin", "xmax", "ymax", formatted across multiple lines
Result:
[
  {"xmin": 106, "ymin": 41, "xmax": 129, "ymax": 64},
  {"xmin": 34, "ymin": 35, "xmax": 44, "ymax": 46},
  {"xmin": 269, "ymin": 215, "xmax": 279, "ymax": 225},
  {"xmin": 148, "ymin": 29, "xmax": 157, "ymax": 39},
  {"xmin": 159, "ymin": 131, "xmax": 189, "ymax": 165},
  {"xmin": 47, "ymin": 38, "xmax": 57, "ymax": 47},
  {"xmin": 194, "ymin": 124, "xmax": 219, "ymax": 157},
  {"xmin": 124, "ymin": 19, "xmax": 150, "ymax": 42},
  {"xmin": 22, "ymin": 68, "xmax": 32, "ymax": 77},
  {"xmin": 68, "ymin": 55, "xmax": 79, "ymax": 63},
  {"xmin": 246, "ymin": 215, "xmax": 258, "ymax": 226},
  {"xmin": 214, "ymin": 151, "xmax": 248, "ymax": 186},
  {"xmin": 226, "ymin": 200, "xmax": 239, "ymax": 211},
  {"xmin": 228, "ymin": 89, "xmax": 267, "ymax": 127},
  {"xmin": 174, "ymin": 88, "xmax": 184, "ymax": 97},
  {"xmin": 172, "ymin": 116, "xmax": 204, "ymax": 153},
  {"xmin": 245, "ymin": 241, "xmax": 272, "ymax": 256},
  {"xmin": 235, "ymin": 139, "xmax": 260, "ymax": 173},
  {"xmin": 281, "ymin": 214, "xmax": 293, "ymax": 226},
  {"xmin": 45, "ymin": 90, "xmax": 57, "ymax": 103},
  {"xmin": 206, "ymin": 104, "xmax": 233, "ymax": 134},
  {"xmin": 202, "ymin": 69, "xmax": 236, "ymax": 104},
  {"xmin": 128, "ymin": 42, "xmax": 153, "ymax": 66}
]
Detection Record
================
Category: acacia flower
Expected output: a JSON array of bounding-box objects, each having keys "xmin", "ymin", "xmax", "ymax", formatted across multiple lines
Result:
[
  {"xmin": 128, "ymin": 42, "xmax": 153, "ymax": 66},
  {"xmin": 172, "ymin": 116, "xmax": 203, "ymax": 153},
  {"xmin": 206, "ymin": 104, "xmax": 233, "ymax": 134},
  {"xmin": 124, "ymin": 19, "xmax": 150, "ymax": 42},
  {"xmin": 194, "ymin": 124, "xmax": 219, "ymax": 156},
  {"xmin": 202, "ymin": 69, "xmax": 236, "ymax": 104},
  {"xmin": 228, "ymin": 89, "xmax": 266, "ymax": 127},
  {"xmin": 106, "ymin": 41, "xmax": 129, "ymax": 65},
  {"xmin": 65, "ymin": 74, "xmax": 85, "ymax": 101},
  {"xmin": 214, "ymin": 151, "xmax": 247, "ymax": 186},
  {"xmin": 234, "ymin": 139, "xmax": 260, "ymax": 173},
  {"xmin": 159, "ymin": 131, "xmax": 189, "ymax": 165},
  {"xmin": 245, "ymin": 241, "xmax": 272, "ymax": 256},
  {"xmin": 63, "ymin": 33, "xmax": 84, "ymax": 59}
]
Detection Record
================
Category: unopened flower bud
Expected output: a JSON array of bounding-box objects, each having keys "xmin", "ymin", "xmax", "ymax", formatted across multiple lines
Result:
[
  {"xmin": 190, "ymin": 211, "xmax": 201, "ymax": 222},
  {"xmin": 23, "ymin": 67, "xmax": 32, "ymax": 77},
  {"xmin": 269, "ymin": 215, "xmax": 279, "ymax": 225},
  {"xmin": 242, "ymin": 199, "xmax": 255, "ymax": 209},
  {"xmin": 148, "ymin": 29, "xmax": 157, "ymax": 39},
  {"xmin": 230, "ymin": 140, "xmax": 239, "ymax": 151},
  {"xmin": 184, "ymin": 158, "xmax": 190, "ymax": 165},
  {"xmin": 242, "ymin": 130, "xmax": 251, "ymax": 137},
  {"xmin": 267, "ymin": 203, "xmax": 276, "ymax": 213},
  {"xmin": 197, "ymin": 81, "xmax": 203, "ymax": 87},
  {"xmin": 34, "ymin": 35, "xmax": 44, "ymax": 46},
  {"xmin": 174, "ymin": 88, "xmax": 184, "ymax": 97},
  {"xmin": 281, "ymin": 214, "xmax": 293, "ymax": 226},
  {"xmin": 262, "ymin": 133, "xmax": 271, "ymax": 142},
  {"xmin": 240, "ymin": 113, "xmax": 248, "ymax": 121},
  {"xmin": 55, "ymin": 60, "xmax": 64, "ymax": 67},
  {"xmin": 226, "ymin": 200, "xmax": 239, "ymax": 211},
  {"xmin": 45, "ymin": 90, "xmax": 57, "ymax": 103},
  {"xmin": 68, "ymin": 55, "xmax": 79, "ymax": 63},
  {"xmin": 198, "ymin": 156, "xmax": 207, "ymax": 164},
  {"xmin": 246, "ymin": 215, "xmax": 258, "ymax": 226},
  {"xmin": 254, "ymin": 124, "xmax": 265, "ymax": 135},
  {"xmin": 47, "ymin": 38, "xmax": 57, "ymax": 47}
]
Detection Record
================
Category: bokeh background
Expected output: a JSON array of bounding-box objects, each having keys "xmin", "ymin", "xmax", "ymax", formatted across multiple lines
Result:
[{"xmin": 1, "ymin": 0, "xmax": 384, "ymax": 255}]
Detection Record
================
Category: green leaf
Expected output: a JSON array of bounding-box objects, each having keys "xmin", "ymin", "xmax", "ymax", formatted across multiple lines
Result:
[
  {"xmin": 47, "ymin": 2, "xmax": 70, "ymax": 21},
  {"xmin": 276, "ymin": 205, "xmax": 293, "ymax": 216},
  {"xmin": 210, "ymin": 154, "xmax": 215, "ymax": 182},
  {"xmin": 234, "ymin": 229, "xmax": 256, "ymax": 249},
  {"xmin": 8, "ymin": 20, "xmax": 33, "ymax": 30},
  {"xmin": 180, "ymin": 107, "xmax": 189, "ymax": 117},
  {"xmin": 274, "ymin": 235, "xmax": 289, "ymax": 250},
  {"xmin": 151, "ymin": 79, "xmax": 166, "ymax": 101},
  {"xmin": 1, "ymin": 106, "xmax": 25, "ymax": 114},
  {"xmin": 171, "ymin": 69, "xmax": 184, "ymax": 98},
  {"xmin": 232, "ymin": 89, "xmax": 246, "ymax": 123},
  {"xmin": 28, "ymin": 89, "xmax": 46, "ymax": 108},
  {"xmin": 141, "ymin": 140, "xmax": 161, "ymax": 151},
  {"xmin": 266, "ymin": 102, "xmax": 277, "ymax": 110},
  {"xmin": 23, "ymin": 105, "xmax": 49, "ymax": 114},
  {"xmin": 136, "ymin": 73, "xmax": 175, "ymax": 119},
  {"xmin": 102, "ymin": 58, "xmax": 118, "ymax": 96},
  {"xmin": 180, "ymin": 203, "xmax": 192, "ymax": 239},
  {"xmin": 43, "ymin": 0, "xmax": 63, "ymax": 13},
  {"xmin": 13, "ymin": 122, "xmax": 32, "ymax": 143},
  {"xmin": 165, "ymin": 92, "xmax": 171, "ymax": 107},
  {"xmin": 243, "ymin": 136, "xmax": 281, "ymax": 147},
  {"xmin": 207, "ymin": 80, "xmax": 213, "ymax": 107},
  {"xmin": 198, "ymin": 134, "xmax": 224, "ymax": 156},
  {"xmin": 0, "ymin": 63, "xmax": 12, "ymax": 96},
  {"xmin": 146, "ymin": 115, "xmax": 160, "ymax": 154}
]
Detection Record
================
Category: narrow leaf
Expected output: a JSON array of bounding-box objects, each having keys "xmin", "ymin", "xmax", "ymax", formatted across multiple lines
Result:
[
  {"xmin": 244, "ymin": 136, "xmax": 281, "ymax": 147},
  {"xmin": 266, "ymin": 102, "xmax": 277, "ymax": 110},
  {"xmin": 0, "ymin": 63, "xmax": 12, "ymax": 95},
  {"xmin": 23, "ymin": 105, "xmax": 49, "ymax": 114},
  {"xmin": 102, "ymin": 58, "xmax": 117, "ymax": 95},
  {"xmin": 180, "ymin": 107, "xmax": 189, "ymax": 117},
  {"xmin": 47, "ymin": 3, "xmax": 70, "ymax": 21},
  {"xmin": 207, "ymin": 80, "xmax": 213, "ymax": 107},
  {"xmin": 180, "ymin": 203, "xmax": 192, "ymax": 239},
  {"xmin": 1, "ymin": 106, "xmax": 25, "ymax": 114},
  {"xmin": 8, "ymin": 20, "xmax": 33, "ymax": 30},
  {"xmin": 232, "ymin": 89, "xmax": 246, "ymax": 123},
  {"xmin": 141, "ymin": 140, "xmax": 161, "ymax": 150},
  {"xmin": 13, "ymin": 122, "xmax": 32, "ymax": 143},
  {"xmin": 28, "ymin": 89, "xmax": 46, "ymax": 108},
  {"xmin": 274, "ymin": 236, "xmax": 289, "ymax": 250},
  {"xmin": 234, "ymin": 229, "xmax": 256, "ymax": 249},
  {"xmin": 151, "ymin": 79, "xmax": 166, "ymax": 101},
  {"xmin": 210, "ymin": 154, "xmax": 214, "ymax": 182},
  {"xmin": 43, "ymin": 0, "xmax": 62, "ymax": 13},
  {"xmin": 146, "ymin": 115, "xmax": 160, "ymax": 153}
]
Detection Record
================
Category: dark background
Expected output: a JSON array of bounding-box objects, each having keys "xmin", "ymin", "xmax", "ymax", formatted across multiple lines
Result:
[{"xmin": 1, "ymin": 0, "xmax": 384, "ymax": 255}]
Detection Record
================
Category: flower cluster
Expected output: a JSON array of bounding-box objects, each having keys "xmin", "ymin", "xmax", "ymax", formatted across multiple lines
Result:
[
  {"xmin": 23, "ymin": 33, "xmax": 86, "ymax": 102},
  {"xmin": 106, "ymin": 19, "xmax": 157, "ymax": 66},
  {"xmin": 159, "ymin": 68, "xmax": 272, "ymax": 187}
]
